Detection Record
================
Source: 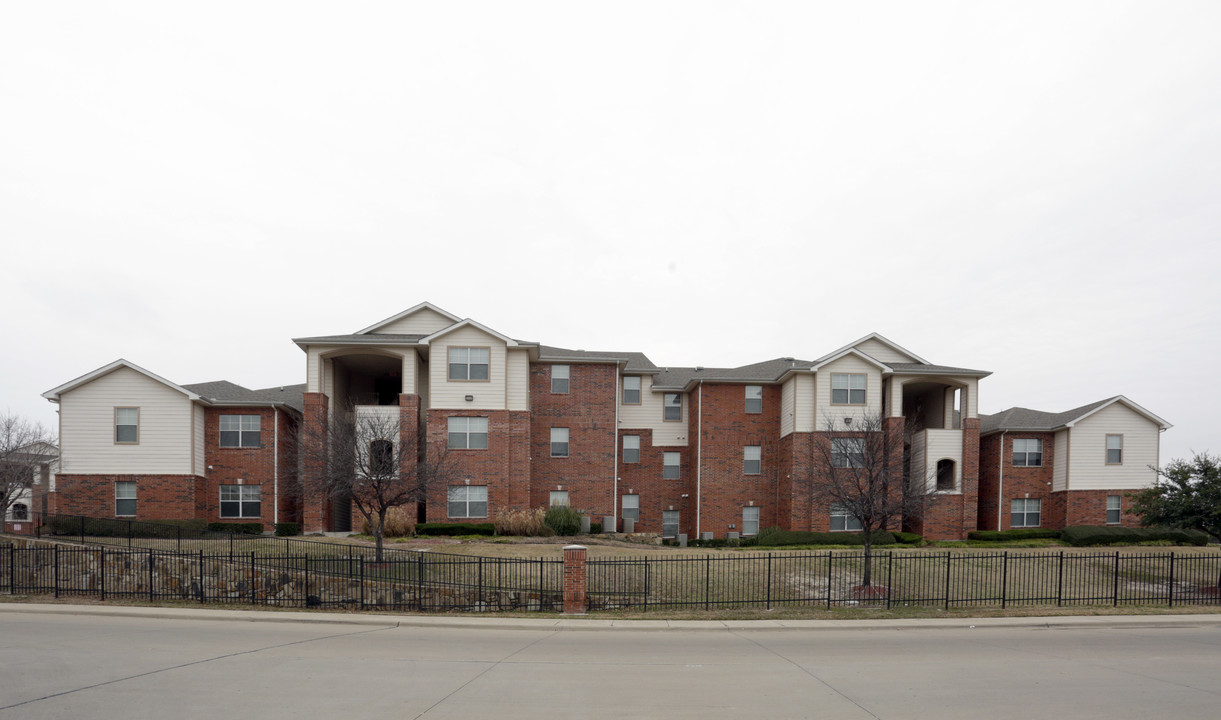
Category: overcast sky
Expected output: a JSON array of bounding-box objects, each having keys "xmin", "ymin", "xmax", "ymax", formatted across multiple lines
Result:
[{"xmin": 2, "ymin": 1, "xmax": 1218, "ymax": 464}]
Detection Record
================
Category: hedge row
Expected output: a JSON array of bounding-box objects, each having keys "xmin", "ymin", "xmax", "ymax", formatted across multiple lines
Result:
[
  {"xmin": 967, "ymin": 529, "xmax": 1062, "ymax": 542},
  {"xmin": 207, "ymin": 522, "xmax": 263, "ymax": 535},
  {"xmin": 753, "ymin": 528, "xmax": 900, "ymax": 547},
  {"xmin": 1060, "ymin": 525, "xmax": 1208, "ymax": 546},
  {"xmin": 414, "ymin": 522, "xmax": 496, "ymax": 536}
]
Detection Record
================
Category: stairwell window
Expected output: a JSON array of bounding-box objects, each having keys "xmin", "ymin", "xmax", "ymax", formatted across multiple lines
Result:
[
  {"xmin": 220, "ymin": 485, "xmax": 261, "ymax": 518},
  {"xmin": 219, "ymin": 415, "xmax": 261, "ymax": 448},
  {"xmin": 448, "ymin": 417, "xmax": 488, "ymax": 449},
  {"xmin": 744, "ymin": 445, "xmax": 761, "ymax": 475},
  {"xmin": 831, "ymin": 373, "xmax": 867, "ymax": 405},
  {"xmin": 448, "ymin": 347, "xmax": 490, "ymax": 381},
  {"xmin": 662, "ymin": 510, "xmax": 680, "ymax": 538},
  {"xmin": 448, "ymin": 485, "xmax": 488, "ymax": 518},
  {"xmin": 663, "ymin": 393, "xmax": 682, "ymax": 421},
  {"xmin": 663, "ymin": 451, "xmax": 680, "ymax": 479},
  {"xmin": 832, "ymin": 437, "xmax": 866, "ymax": 468},
  {"xmin": 1107, "ymin": 495, "xmax": 1122, "ymax": 525},
  {"xmin": 115, "ymin": 481, "xmax": 137, "ymax": 517},
  {"xmin": 622, "ymin": 494, "xmax": 640, "ymax": 522},
  {"xmin": 549, "ymin": 490, "xmax": 570, "ymax": 507},
  {"xmin": 622, "ymin": 376, "xmax": 641, "ymax": 404},
  {"xmin": 114, "ymin": 407, "xmax": 139, "ymax": 444},
  {"xmin": 551, "ymin": 365, "xmax": 569, "ymax": 394},
  {"xmin": 551, "ymin": 428, "xmax": 569, "ymax": 457},
  {"xmin": 829, "ymin": 503, "xmax": 862, "ymax": 532},
  {"xmin": 622, "ymin": 435, "xmax": 640, "ymax": 463},
  {"xmin": 1011, "ymin": 498, "xmax": 1042, "ymax": 528},
  {"xmin": 742, "ymin": 506, "xmax": 760, "ymax": 536},
  {"xmin": 745, "ymin": 385, "xmax": 763, "ymax": 414},
  {"xmin": 1012, "ymin": 438, "xmax": 1042, "ymax": 467},
  {"xmin": 1106, "ymin": 435, "xmax": 1124, "ymax": 465}
]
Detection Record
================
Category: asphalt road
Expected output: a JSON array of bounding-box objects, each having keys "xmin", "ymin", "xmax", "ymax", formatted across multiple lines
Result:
[{"xmin": 1, "ymin": 609, "xmax": 1219, "ymax": 719}]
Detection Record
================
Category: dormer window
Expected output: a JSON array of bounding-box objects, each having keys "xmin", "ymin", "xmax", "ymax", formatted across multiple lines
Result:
[{"xmin": 448, "ymin": 347, "xmax": 490, "ymax": 381}]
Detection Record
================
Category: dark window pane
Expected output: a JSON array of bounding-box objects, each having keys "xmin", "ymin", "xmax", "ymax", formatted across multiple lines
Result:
[
  {"xmin": 449, "ymin": 363, "xmax": 467, "ymax": 380},
  {"xmin": 624, "ymin": 448, "xmax": 639, "ymax": 463},
  {"xmin": 448, "ymin": 502, "xmax": 466, "ymax": 518},
  {"xmin": 624, "ymin": 389, "xmax": 640, "ymax": 404},
  {"xmin": 663, "ymin": 465, "xmax": 680, "ymax": 479},
  {"xmin": 244, "ymin": 501, "xmax": 261, "ymax": 518},
  {"xmin": 831, "ymin": 389, "xmax": 848, "ymax": 404},
  {"xmin": 220, "ymin": 431, "xmax": 240, "ymax": 447},
  {"xmin": 116, "ymin": 498, "xmax": 137, "ymax": 516},
  {"xmin": 470, "ymin": 432, "xmax": 488, "ymax": 450},
  {"xmin": 470, "ymin": 363, "xmax": 489, "ymax": 381},
  {"xmin": 469, "ymin": 501, "xmax": 487, "ymax": 518},
  {"xmin": 116, "ymin": 425, "xmax": 138, "ymax": 443}
]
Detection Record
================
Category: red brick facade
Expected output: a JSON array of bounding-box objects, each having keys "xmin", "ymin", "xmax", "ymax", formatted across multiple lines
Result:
[
  {"xmin": 977, "ymin": 432, "xmax": 1055, "ymax": 532},
  {"xmin": 54, "ymin": 474, "xmax": 205, "ymax": 520},
  {"xmin": 425, "ymin": 408, "xmax": 532, "ymax": 525},
  {"xmin": 529, "ymin": 364, "xmax": 617, "ymax": 519}
]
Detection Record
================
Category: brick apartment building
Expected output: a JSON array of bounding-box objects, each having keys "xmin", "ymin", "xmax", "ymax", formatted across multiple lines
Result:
[{"xmin": 38, "ymin": 302, "xmax": 1171, "ymax": 540}]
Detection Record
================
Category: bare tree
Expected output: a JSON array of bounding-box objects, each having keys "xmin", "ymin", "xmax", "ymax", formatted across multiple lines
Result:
[
  {"xmin": 806, "ymin": 412, "xmax": 933, "ymax": 587},
  {"xmin": 0, "ymin": 412, "xmax": 56, "ymax": 524},
  {"xmin": 298, "ymin": 404, "xmax": 453, "ymax": 562}
]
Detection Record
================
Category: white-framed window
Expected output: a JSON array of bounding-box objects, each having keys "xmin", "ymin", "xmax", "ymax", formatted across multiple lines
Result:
[
  {"xmin": 622, "ymin": 376, "xmax": 641, "ymax": 404},
  {"xmin": 1106, "ymin": 495, "xmax": 1122, "ymax": 525},
  {"xmin": 549, "ymin": 490, "xmax": 570, "ymax": 507},
  {"xmin": 115, "ymin": 481, "xmax": 137, "ymax": 517},
  {"xmin": 829, "ymin": 503, "xmax": 862, "ymax": 532},
  {"xmin": 219, "ymin": 415, "xmax": 261, "ymax": 448},
  {"xmin": 661, "ymin": 510, "xmax": 680, "ymax": 538},
  {"xmin": 448, "ymin": 347, "xmax": 490, "ymax": 381},
  {"xmin": 219, "ymin": 485, "xmax": 261, "ymax": 518},
  {"xmin": 832, "ymin": 437, "xmax": 866, "ymax": 468},
  {"xmin": 1012, "ymin": 438, "xmax": 1042, "ymax": 467},
  {"xmin": 10, "ymin": 503, "xmax": 28, "ymax": 521},
  {"xmin": 743, "ymin": 445, "xmax": 761, "ymax": 475},
  {"xmin": 742, "ymin": 506, "xmax": 760, "ymax": 536},
  {"xmin": 745, "ymin": 385, "xmax": 763, "ymax": 414},
  {"xmin": 1011, "ymin": 498, "xmax": 1041, "ymax": 528},
  {"xmin": 831, "ymin": 373, "xmax": 866, "ymax": 405},
  {"xmin": 1106, "ymin": 435, "xmax": 1123, "ymax": 465},
  {"xmin": 551, "ymin": 365, "xmax": 569, "ymax": 394},
  {"xmin": 622, "ymin": 494, "xmax": 639, "ymax": 522},
  {"xmin": 448, "ymin": 417, "xmax": 489, "ymax": 449},
  {"xmin": 448, "ymin": 485, "xmax": 488, "ymax": 518},
  {"xmin": 663, "ymin": 393, "xmax": 682, "ymax": 421},
  {"xmin": 663, "ymin": 451, "xmax": 680, "ymax": 479},
  {"xmin": 550, "ymin": 427, "xmax": 569, "ymax": 457},
  {"xmin": 114, "ymin": 407, "xmax": 139, "ymax": 444},
  {"xmin": 623, "ymin": 435, "xmax": 640, "ymax": 463}
]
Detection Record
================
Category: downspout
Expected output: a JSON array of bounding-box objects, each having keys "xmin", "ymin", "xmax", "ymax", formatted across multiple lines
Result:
[
  {"xmin": 273, "ymin": 408, "xmax": 280, "ymax": 526},
  {"xmin": 613, "ymin": 364, "xmax": 620, "ymax": 530},
  {"xmin": 696, "ymin": 380, "xmax": 703, "ymax": 539},
  {"xmin": 997, "ymin": 431, "xmax": 1005, "ymax": 531}
]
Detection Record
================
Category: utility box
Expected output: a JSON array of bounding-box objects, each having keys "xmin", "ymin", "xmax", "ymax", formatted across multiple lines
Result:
[
  {"xmin": 701, "ymin": 532, "xmax": 713, "ymax": 541},
  {"xmin": 603, "ymin": 516, "xmax": 616, "ymax": 533},
  {"xmin": 622, "ymin": 518, "xmax": 635, "ymax": 533},
  {"xmin": 727, "ymin": 531, "xmax": 739, "ymax": 540},
  {"xmin": 579, "ymin": 515, "xmax": 591, "ymax": 534},
  {"xmin": 678, "ymin": 533, "xmax": 687, "ymax": 547}
]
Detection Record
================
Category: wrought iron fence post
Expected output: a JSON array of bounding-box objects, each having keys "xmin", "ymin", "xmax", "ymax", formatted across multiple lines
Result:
[
  {"xmin": 478, "ymin": 556, "xmax": 484, "ymax": 607},
  {"xmin": 8, "ymin": 544, "xmax": 14, "ymax": 595},
  {"xmin": 1057, "ymin": 551, "xmax": 1064, "ymax": 606},
  {"xmin": 705, "ymin": 555, "xmax": 711, "ymax": 611},
  {"xmin": 826, "ymin": 552, "xmax": 833, "ymax": 609},
  {"xmin": 886, "ymin": 552, "xmax": 892, "ymax": 610},
  {"xmin": 537, "ymin": 558, "xmax": 544, "ymax": 612},
  {"xmin": 250, "ymin": 551, "xmax": 256, "ymax": 606},
  {"xmin": 229, "ymin": 532, "xmax": 234, "ymax": 563},
  {"xmin": 644, "ymin": 556, "xmax": 651, "ymax": 612},
  {"xmin": 766, "ymin": 553, "xmax": 773, "ymax": 610},
  {"xmin": 99, "ymin": 548, "xmax": 106, "ymax": 601},
  {"xmin": 1112, "ymin": 551, "xmax": 1120, "ymax": 607},
  {"xmin": 149, "ymin": 548, "xmax": 155, "ymax": 603},
  {"xmin": 198, "ymin": 549, "xmax": 205, "ymax": 604},
  {"xmin": 944, "ymin": 552, "xmax": 952, "ymax": 610},
  {"xmin": 177, "ymin": 526, "xmax": 182, "ymax": 554},
  {"xmin": 1001, "ymin": 551, "xmax": 1009, "ymax": 609},
  {"xmin": 359, "ymin": 557, "xmax": 365, "ymax": 609},
  {"xmin": 80, "ymin": 516, "xmax": 85, "ymax": 545},
  {"xmin": 1168, "ymin": 552, "xmax": 1175, "ymax": 607},
  {"xmin": 127, "ymin": 520, "xmax": 133, "ymax": 548},
  {"xmin": 53, "ymin": 544, "xmax": 59, "ymax": 599}
]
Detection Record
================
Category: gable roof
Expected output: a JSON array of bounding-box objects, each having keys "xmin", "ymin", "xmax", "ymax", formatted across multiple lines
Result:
[
  {"xmin": 814, "ymin": 332, "xmax": 929, "ymax": 365},
  {"xmin": 181, "ymin": 381, "xmax": 306, "ymax": 414},
  {"xmin": 537, "ymin": 346, "xmax": 658, "ymax": 374},
  {"xmin": 356, "ymin": 302, "xmax": 461, "ymax": 335},
  {"xmin": 981, "ymin": 396, "xmax": 1171, "ymax": 434},
  {"xmin": 652, "ymin": 357, "xmax": 814, "ymax": 390},
  {"xmin": 42, "ymin": 359, "xmax": 203, "ymax": 402},
  {"xmin": 810, "ymin": 347, "xmax": 891, "ymax": 373},
  {"xmin": 419, "ymin": 318, "xmax": 522, "ymax": 347}
]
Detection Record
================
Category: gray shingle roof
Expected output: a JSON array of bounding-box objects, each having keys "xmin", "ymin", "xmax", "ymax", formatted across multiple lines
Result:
[
  {"xmin": 980, "ymin": 397, "xmax": 1117, "ymax": 434},
  {"xmin": 292, "ymin": 333, "xmax": 427, "ymax": 345},
  {"xmin": 538, "ymin": 346, "xmax": 658, "ymax": 374},
  {"xmin": 652, "ymin": 358, "xmax": 813, "ymax": 389},
  {"xmin": 183, "ymin": 381, "xmax": 306, "ymax": 414},
  {"xmin": 885, "ymin": 362, "xmax": 992, "ymax": 377}
]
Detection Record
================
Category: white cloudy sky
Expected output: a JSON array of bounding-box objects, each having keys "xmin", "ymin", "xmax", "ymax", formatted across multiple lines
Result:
[{"xmin": 2, "ymin": 1, "xmax": 1218, "ymax": 463}]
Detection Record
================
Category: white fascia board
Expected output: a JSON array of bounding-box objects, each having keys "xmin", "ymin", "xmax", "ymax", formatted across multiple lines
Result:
[
  {"xmin": 1063, "ymin": 396, "xmax": 1172, "ymax": 430},
  {"xmin": 41, "ymin": 359, "xmax": 202, "ymax": 402},
  {"xmin": 809, "ymin": 348, "xmax": 892, "ymax": 373},
  {"xmin": 419, "ymin": 318, "xmax": 519, "ymax": 347},
  {"xmin": 355, "ymin": 301, "xmax": 462, "ymax": 335},
  {"xmin": 813, "ymin": 332, "xmax": 929, "ymax": 365}
]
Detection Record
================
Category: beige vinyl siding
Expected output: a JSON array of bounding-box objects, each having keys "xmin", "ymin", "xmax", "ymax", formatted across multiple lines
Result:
[
  {"xmin": 193, "ymin": 403, "xmax": 206, "ymax": 476},
  {"xmin": 306, "ymin": 345, "xmax": 345, "ymax": 393},
  {"xmin": 401, "ymin": 349, "xmax": 418, "ymax": 395},
  {"xmin": 964, "ymin": 378, "xmax": 979, "ymax": 419},
  {"xmin": 780, "ymin": 377, "xmax": 795, "ymax": 437},
  {"xmin": 619, "ymin": 376, "xmax": 688, "ymax": 446},
  {"xmin": 814, "ymin": 356, "xmax": 882, "ymax": 427},
  {"xmin": 854, "ymin": 338, "xmax": 918, "ymax": 364},
  {"xmin": 429, "ymin": 326, "xmax": 507, "ymax": 410},
  {"xmin": 58, "ymin": 366, "xmax": 194, "ymax": 474},
  {"xmin": 416, "ymin": 352, "xmax": 429, "ymax": 409},
  {"xmin": 1067, "ymin": 403, "xmax": 1160, "ymax": 490},
  {"xmin": 1053, "ymin": 429, "xmax": 1069, "ymax": 492},
  {"xmin": 506, "ymin": 349, "xmax": 530, "ymax": 411},
  {"xmin": 372, "ymin": 307, "xmax": 455, "ymax": 335},
  {"xmin": 922, "ymin": 429, "xmax": 963, "ymax": 492},
  {"xmin": 794, "ymin": 374, "xmax": 815, "ymax": 432}
]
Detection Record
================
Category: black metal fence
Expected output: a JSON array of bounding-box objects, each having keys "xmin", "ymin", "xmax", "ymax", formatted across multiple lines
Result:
[{"xmin": 586, "ymin": 551, "xmax": 1221, "ymax": 611}]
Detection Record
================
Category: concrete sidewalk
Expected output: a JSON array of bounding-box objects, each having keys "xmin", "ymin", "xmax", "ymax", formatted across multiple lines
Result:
[{"xmin": 3, "ymin": 601, "xmax": 1221, "ymax": 631}]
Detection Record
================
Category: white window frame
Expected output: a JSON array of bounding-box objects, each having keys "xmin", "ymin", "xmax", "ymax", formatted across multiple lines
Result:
[
  {"xmin": 1012, "ymin": 438, "xmax": 1043, "ymax": 467},
  {"xmin": 831, "ymin": 373, "xmax": 867, "ymax": 405},
  {"xmin": 219, "ymin": 414, "xmax": 261, "ymax": 448},
  {"xmin": 742, "ymin": 506, "xmax": 760, "ymax": 536},
  {"xmin": 448, "ymin": 485, "xmax": 488, "ymax": 518},
  {"xmin": 219, "ymin": 485, "xmax": 261, "ymax": 518},
  {"xmin": 550, "ymin": 427, "xmax": 569, "ymax": 457},
  {"xmin": 114, "ymin": 407, "xmax": 139, "ymax": 444},
  {"xmin": 832, "ymin": 437, "xmax": 866, "ymax": 468},
  {"xmin": 622, "ymin": 376, "xmax": 641, "ymax": 405},
  {"xmin": 829, "ymin": 503, "xmax": 862, "ymax": 532},
  {"xmin": 745, "ymin": 385, "xmax": 763, "ymax": 414},
  {"xmin": 1106, "ymin": 495, "xmax": 1122, "ymax": 525},
  {"xmin": 743, "ymin": 445, "xmax": 761, "ymax": 475},
  {"xmin": 1010, "ymin": 498, "xmax": 1042, "ymax": 528},
  {"xmin": 661, "ymin": 510, "xmax": 680, "ymax": 538},
  {"xmin": 448, "ymin": 417, "xmax": 489, "ymax": 450},
  {"xmin": 551, "ymin": 365, "xmax": 569, "ymax": 394},
  {"xmin": 115, "ymin": 481, "xmax": 137, "ymax": 517},
  {"xmin": 663, "ymin": 393, "xmax": 682, "ymax": 421},
  {"xmin": 448, "ymin": 347, "xmax": 490, "ymax": 381},
  {"xmin": 1106, "ymin": 434, "xmax": 1123, "ymax": 465},
  {"xmin": 549, "ymin": 490, "xmax": 570, "ymax": 507},
  {"xmin": 622, "ymin": 435, "xmax": 640, "ymax": 463},
  {"xmin": 663, "ymin": 451, "xmax": 680, "ymax": 479},
  {"xmin": 621, "ymin": 494, "xmax": 640, "ymax": 522}
]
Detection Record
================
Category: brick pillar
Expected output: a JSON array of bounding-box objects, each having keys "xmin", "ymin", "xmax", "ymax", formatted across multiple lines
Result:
[
  {"xmin": 961, "ymin": 418, "xmax": 981, "ymax": 535},
  {"xmin": 302, "ymin": 392, "xmax": 331, "ymax": 533},
  {"xmin": 563, "ymin": 544, "xmax": 588, "ymax": 614},
  {"xmin": 883, "ymin": 416, "xmax": 907, "ymax": 532}
]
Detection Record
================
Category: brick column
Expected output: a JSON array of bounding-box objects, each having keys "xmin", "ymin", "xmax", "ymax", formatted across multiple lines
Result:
[
  {"xmin": 961, "ymin": 417, "xmax": 981, "ymax": 535},
  {"xmin": 883, "ymin": 416, "xmax": 907, "ymax": 532},
  {"xmin": 563, "ymin": 545, "xmax": 587, "ymax": 614},
  {"xmin": 302, "ymin": 392, "xmax": 331, "ymax": 533}
]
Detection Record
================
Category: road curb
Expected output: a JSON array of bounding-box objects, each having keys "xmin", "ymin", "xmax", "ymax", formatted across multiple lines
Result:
[{"xmin": 3, "ymin": 602, "xmax": 1221, "ymax": 631}]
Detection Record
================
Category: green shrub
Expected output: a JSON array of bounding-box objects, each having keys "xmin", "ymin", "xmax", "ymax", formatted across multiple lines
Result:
[
  {"xmin": 590, "ymin": 522, "xmax": 602, "ymax": 534},
  {"xmin": 494, "ymin": 507, "xmax": 549, "ymax": 536},
  {"xmin": 892, "ymin": 531, "xmax": 923, "ymax": 545},
  {"xmin": 45, "ymin": 516, "xmax": 210, "ymax": 538},
  {"xmin": 543, "ymin": 505, "xmax": 582, "ymax": 536},
  {"xmin": 415, "ymin": 522, "xmax": 495, "ymax": 537},
  {"xmin": 1061, "ymin": 525, "xmax": 1208, "ymax": 546},
  {"xmin": 968, "ymin": 528, "xmax": 1061, "ymax": 542},
  {"xmin": 207, "ymin": 522, "xmax": 263, "ymax": 535},
  {"xmin": 274, "ymin": 522, "xmax": 301, "ymax": 537},
  {"xmin": 753, "ymin": 529, "xmax": 897, "ymax": 547}
]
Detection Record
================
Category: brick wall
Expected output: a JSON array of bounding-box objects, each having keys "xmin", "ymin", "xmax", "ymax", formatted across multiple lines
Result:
[
  {"xmin": 301, "ymin": 392, "xmax": 330, "ymax": 532},
  {"xmin": 529, "ymin": 363, "xmax": 616, "ymax": 518},
  {"xmin": 1048, "ymin": 489, "xmax": 1140, "ymax": 529},
  {"xmin": 54, "ymin": 474, "xmax": 205, "ymax": 520},
  {"xmin": 616, "ymin": 428, "xmax": 686, "ymax": 534},
  {"xmin": 426, "ymin": 409, "xmax": 531, "ymax": 524},
  {"xmin": 201, "ymin": 407, "xmax": 280, "ymax": 531},
  {"xmin": 977, "ymin": 431, "xmax": 1055, "ymax": 532}
]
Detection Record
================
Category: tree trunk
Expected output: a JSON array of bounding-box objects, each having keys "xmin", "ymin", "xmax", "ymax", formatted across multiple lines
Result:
[
  {"xmin": 374, "ymin": 509, "xmax": 386, "ymax": 564},
  {"xmin": 861, "ymin": 532, "xmax": 873, "ymax": 587}
]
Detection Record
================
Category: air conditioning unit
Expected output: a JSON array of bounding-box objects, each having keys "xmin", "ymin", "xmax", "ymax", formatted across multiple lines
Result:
[
  {"xmin": 701, "ymin": 532, "xmax": 713, "ymax": 541},
  {"xmin": 727, "ymin": 532, "xmax": 739, "ymax": 540},
  {"xmin": 603, "ymin": 516, "xmax": 616, "ymax": 533},
  {"xmin": 622, "ymin": 518, "xmax": 635, "ymax": 534},
  {"xmin": 677, "ymin": 533, "xmax": 688, "ymax": 547},
  {"xmin": 579, "ymin": 516, "xmax": 591, "ymax": 534}
]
